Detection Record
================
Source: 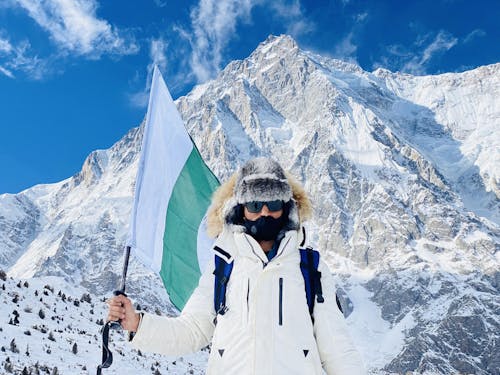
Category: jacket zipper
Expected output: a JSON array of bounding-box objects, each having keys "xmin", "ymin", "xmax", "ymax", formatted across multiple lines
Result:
[
  {"xmin": 275, "ymin": 236, "xmax": 292, "ymax": 259},
  {"xmin": 246, "ymin": 278, "xmax": 250, "ymax": 319},
  {"xmin": 279, "ymin": 277, "xmax": 283, "ymax": 326},
  {"xmin": 243, "ymin": 235, "xmax": 268, "ymax": 267}
]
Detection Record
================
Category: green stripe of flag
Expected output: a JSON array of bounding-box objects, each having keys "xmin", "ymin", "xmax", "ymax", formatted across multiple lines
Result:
[{"xmin": 160, "ymin": 145, "xmax": 220, "ymax": 309}]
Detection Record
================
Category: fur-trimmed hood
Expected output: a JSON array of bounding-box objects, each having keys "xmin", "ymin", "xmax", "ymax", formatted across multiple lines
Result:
[{"xmin": 207, "ymin": 168, "xmax": 312, "ymax": 238}]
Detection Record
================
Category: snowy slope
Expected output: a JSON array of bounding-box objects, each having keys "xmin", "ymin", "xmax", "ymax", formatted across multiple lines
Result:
[
  {"xmin": 0, "ymin": 273, "xmax": 207, "ymax": 374},
  {"xmin": 374, "ymin": 64, "xmax": 500, "ymax": 223},
  {"xmin": 0, "ymin": 34, "xmax": 499, "ymax": 374}
]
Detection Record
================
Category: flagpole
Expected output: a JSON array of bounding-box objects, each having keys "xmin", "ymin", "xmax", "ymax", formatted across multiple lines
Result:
[
  {"xmin": 117, "ymin": 245, "xmax": 132, "ymax": 294},
  {"xmin": 96, "ymin": 244, "xmax": 132, "ymax": 375},
  {"xmin": 97, "ymin": 68, "xmax": 160, "ymax": 375}
]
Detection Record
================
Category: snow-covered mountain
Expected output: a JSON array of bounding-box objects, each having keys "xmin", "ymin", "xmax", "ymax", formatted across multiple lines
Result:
[{"xmin": 1, "ymin": 35, "xmax": 498, "ymax": 374}]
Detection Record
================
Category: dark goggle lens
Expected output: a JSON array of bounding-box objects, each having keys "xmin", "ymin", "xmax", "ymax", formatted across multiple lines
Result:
[{"xmin": 245, "ymin": 200, "xmax": 283, "ymax": 213}]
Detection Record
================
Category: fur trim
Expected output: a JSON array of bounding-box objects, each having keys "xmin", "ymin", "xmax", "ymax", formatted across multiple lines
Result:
[
  {"xmin": 206, "ymin": 163, "xmax": 312, "ymax": 238},
  {"xmin": 206, "ymin": 174, "xmax": 237, "ymax": 238}
]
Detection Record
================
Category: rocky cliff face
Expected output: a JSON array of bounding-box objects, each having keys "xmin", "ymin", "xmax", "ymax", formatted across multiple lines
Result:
[{"xmin": 1, "ymin": 35, "xmax": 498, "ymax": 374}]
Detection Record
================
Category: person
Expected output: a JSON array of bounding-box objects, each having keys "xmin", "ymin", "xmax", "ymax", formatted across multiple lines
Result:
[{"xmin": 107, "ymin": 157, "xmax": 366, "ymax": 374}]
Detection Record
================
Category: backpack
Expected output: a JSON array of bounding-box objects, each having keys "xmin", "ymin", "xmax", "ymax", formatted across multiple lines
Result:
[{"xmin": 213, "ymin": 246, "xmax": 341, "ymax": 323}]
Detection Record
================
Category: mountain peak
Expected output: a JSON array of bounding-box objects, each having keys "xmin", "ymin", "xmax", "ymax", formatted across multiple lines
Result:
[
  {"xmin": 260, "ymin": 34, "xmax": 298, "ymax": 50},
  {"xmin": 246, "ymin": 34, "xmax": 301, "ymax": 65}
]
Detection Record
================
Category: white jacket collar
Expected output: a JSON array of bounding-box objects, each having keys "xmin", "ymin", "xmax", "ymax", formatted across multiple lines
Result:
[{"xmin": 213, "ymin": 229, "xmax": 300, "ymax": 264}]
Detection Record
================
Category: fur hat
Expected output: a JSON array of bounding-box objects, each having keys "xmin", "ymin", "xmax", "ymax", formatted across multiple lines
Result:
[
  {"xmin": 234, "ymin": 157, "xmax": 293, "ymax": 204},
  {"xmin": 206, "ymin": 157, "xmax": 313, "ymax": 238}
]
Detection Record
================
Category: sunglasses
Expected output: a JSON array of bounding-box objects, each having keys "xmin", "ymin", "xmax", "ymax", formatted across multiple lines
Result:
[{"xmin": 244, "ymin": 200, "xmax": 284, "ymax": 213}]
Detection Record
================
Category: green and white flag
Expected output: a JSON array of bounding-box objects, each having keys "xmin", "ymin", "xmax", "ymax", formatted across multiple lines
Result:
[{"xmin": 127, "ymin": 66, "xmax": 219, "ymax": 310}]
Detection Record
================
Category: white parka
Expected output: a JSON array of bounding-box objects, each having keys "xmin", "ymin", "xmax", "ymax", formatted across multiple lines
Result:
[{"xmin": 131, "ymin": 168, "xmax": 366, "ymax": 375}]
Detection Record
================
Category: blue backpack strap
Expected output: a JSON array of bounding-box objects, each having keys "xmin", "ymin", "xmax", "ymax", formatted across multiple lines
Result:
[
  {"xmin": 213, "ymin": 246, "xmax": 233, "ymax": 324},
  {"xmin": 300, "ymin": 247, "xmax": 324, "ymax": 319}
]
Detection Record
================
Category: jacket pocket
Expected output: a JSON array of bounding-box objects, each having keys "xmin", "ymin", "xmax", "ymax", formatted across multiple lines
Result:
[{"xmin": 278, "ymin": 277, "xmax": 283, "ymax": 326}]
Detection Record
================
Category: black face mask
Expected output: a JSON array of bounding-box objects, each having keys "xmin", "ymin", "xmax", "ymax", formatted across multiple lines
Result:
[{"xmin": 244, "ymin": 215, "xmax": 284, "ymax": 241}]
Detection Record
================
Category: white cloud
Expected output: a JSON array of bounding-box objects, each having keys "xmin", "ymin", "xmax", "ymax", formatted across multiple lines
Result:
[
  {"xmin": 1, "ymin": 0, "xmax": 139, "ymax": 79},
  {"xmin": 189, "ymin": 0, "xmax": 257, "ymax": 82},
  {"xmin": 355, "ymin": 12, "xmax": 368, "ymax": 22},
  {"xmin": 128, "ymin": 37, "xmax": 171, "ymax": 109},
  {"xmin": 14, "ymin": 0, "xmax": 139, "ymax": 57},
  {"xmin": 153, "ymin": 0, "xmax": 168, "ymax": 7},
  {"xmin": 327, "ymin": 10, "xmax": 368, "ymax": 64},
  {"xmin": 378, "ymin": 30, "xmax": 458, "ymax": 75},
  {"xmin": 0, "ymin": 37, "xmax": 14, "ymax": 54},
  {"xmin": 334, "ymin": 32, "xmax": 358, "ymax": 62},
  {"xmin": 419, "ymin": 31, "xmax": 457, "ymax": 65},
  {"xmin": 149, "ymin": 38, "xmax": 168, "ymax": 74},
  {"xmin": 0, "ymin": 34, "xmax": 50, "ymax": 79},
  {"xmin": 0, "ymin": 65, "xmax": 15, "ymax": 78},
  {"xmin": 128, "ymin": 89, "xmax": 149, "ymax": 109},
  {"xmin": 463, "ymin": 29, "xmax": 486, "ymax": 44},
  {"xmin": 270, "ymin": 0, "xmax": 315, "ymax": 36}
]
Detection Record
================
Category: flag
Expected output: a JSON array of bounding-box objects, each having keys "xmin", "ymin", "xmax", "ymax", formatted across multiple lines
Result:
[{"xmin": 127, "ymin": 66, "xmax": 219, "ymax": 310}]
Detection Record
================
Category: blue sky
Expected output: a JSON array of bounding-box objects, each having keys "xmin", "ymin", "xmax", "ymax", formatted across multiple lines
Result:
[{"xmin": 0, "ymin": 0, "xmax": 498, "ymax": 194}]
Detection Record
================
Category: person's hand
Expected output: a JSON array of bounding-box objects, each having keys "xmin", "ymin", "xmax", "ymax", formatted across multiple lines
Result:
[{"xmin": 106, "ymin": 294, "xmax": 140, "ymax": 332}]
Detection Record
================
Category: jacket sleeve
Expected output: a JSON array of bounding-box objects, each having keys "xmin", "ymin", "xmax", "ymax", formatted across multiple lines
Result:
[
  {"xmin": 313, "ymin": 260, "xmax": 366, "ymax": 375},
  {"xmin": 130, "ymin": 264, "xmax": 215, "ymax": 356}
]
